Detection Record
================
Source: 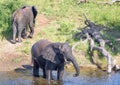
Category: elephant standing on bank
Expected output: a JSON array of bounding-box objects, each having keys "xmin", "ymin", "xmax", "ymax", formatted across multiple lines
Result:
[
  {"xmin": 31, "ymin": 39, "xmax": 80, "ymax": 80},
  {"xmin": 11, "ymin": 6, "xmax": 37, "ymax": 44}
]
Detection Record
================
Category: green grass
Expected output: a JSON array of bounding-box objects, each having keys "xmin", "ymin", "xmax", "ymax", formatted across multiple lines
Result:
[
  {"xmin": 21, "ymin": 41, "xmax": 32, "ymax": 54},
  {"xmin": 11, "ymin": 57, "xmax": 23, "ymax": 63},
  {"xmin": 0, "ymin": 0, "xmax": 120, "ymax": 65}
]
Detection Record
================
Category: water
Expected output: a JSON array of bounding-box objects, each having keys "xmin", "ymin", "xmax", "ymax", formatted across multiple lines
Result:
[{"xmin": 0, "ymin": 67, "xmax": 120, "ymax": 85}]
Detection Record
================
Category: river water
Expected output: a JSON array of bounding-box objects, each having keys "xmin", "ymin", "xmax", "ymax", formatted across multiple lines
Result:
[{"xmin": 0, "ymin": 67, "xmax": 120, "ymax": 85}]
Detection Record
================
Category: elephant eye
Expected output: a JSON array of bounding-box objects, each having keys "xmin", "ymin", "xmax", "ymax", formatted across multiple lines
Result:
[
  {"xmin": 62, "ymin": 51, "xmax": 65, "ymax": 54},
  {"xmin": 66, "ymin": 48, "xmax": 72, "ymax": 52}
]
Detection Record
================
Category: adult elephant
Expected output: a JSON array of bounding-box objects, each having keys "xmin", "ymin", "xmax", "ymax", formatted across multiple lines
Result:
[
  {"xmin": 31, "ymin": 39, "xmax": 80, "ymax": 81},
  {"xmin": 11, "ymin": 6, "xmax": 38, "ymax": 44}
]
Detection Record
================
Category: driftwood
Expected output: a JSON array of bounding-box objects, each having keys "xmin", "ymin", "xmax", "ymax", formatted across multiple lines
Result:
[
  {"xmin": 74, "ymin": 14, "xmax": 107, "ymax": 47},
  {"xmin": 106, "ymin": 0, "xmax": 120, "ymax": 5},
  {"xmin": 73, "ymin": 14, "xmax": 119, "ymax": 73},
  {"xmin": 112, "ymin": 0, "xmax": 120, "ymax": 3},
  {"xmin": 89, "ymin": 37, "xmax": 112, "ymax": 73}
]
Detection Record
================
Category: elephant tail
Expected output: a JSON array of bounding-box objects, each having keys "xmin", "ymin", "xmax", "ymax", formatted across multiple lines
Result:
[
  {"xmin": 31, "ymin": 56, "xmax": 34, "ymax": 64},
  {"xmin": 11, "ymin": 9, "xmax": 18, "ymax": 23},
  {"xmin": 31, "ymin": 46, "xmax": 35, "ymax": 65},
  {"xmin": 31, "ymin": 55, "xmax": 37, "ymax": 65}
]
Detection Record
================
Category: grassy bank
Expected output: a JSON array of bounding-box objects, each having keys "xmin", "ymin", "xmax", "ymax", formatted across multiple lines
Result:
[{"xmin": 0, "ymin": 0, "xmax": 120, "ymax": 66}]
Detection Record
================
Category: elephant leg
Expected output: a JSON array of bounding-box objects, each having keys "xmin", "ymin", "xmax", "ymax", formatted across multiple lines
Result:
[
  {"xmin": 57, "ymin": 63, "xmax": 64, "ymax": 80},
  {"xmin": 12, "ymin": 23, "xmax": 17, "ymax": 44},
  {"xmin": 46, "ymin": 70, "xmax": 51, "ymax": 80},
  {"xmin": 18, "ymin": 27, "xmax": 22, "ymax": 42},
  {"xmin": 45, "ymin": 62, "xmax": 52, "ymax": 80},
  {"xmin": 43, "ymin": 68, "xmax": 53, "ymax": 79},
  {"xmin": 28, "ymin": 22, "xmax": 34, "ymax": 38},
  {"xmin": 43, "ymin": 68, "xmax": 46, "ymax": 78},
  {"xmin": 21, "ymin": 28, "xmax": 27, "ymax": 39},
  {"xmin": 33, "ymin": 61, "xmax": 39, "ymax": 77}
]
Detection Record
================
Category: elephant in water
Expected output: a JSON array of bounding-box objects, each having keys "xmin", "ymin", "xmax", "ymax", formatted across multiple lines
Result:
[
  {"xmin": 11, "ymin": 6, "xmax": 38, "ymax": 44},
  {"xmin": 31, "ymin": 39, "xmax": 80, "ymax": 81}
]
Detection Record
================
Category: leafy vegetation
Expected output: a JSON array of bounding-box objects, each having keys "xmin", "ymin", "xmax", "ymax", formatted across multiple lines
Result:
[{"xmin": 0, "ymin": 0, "xmax": 120, "ymax": 64}]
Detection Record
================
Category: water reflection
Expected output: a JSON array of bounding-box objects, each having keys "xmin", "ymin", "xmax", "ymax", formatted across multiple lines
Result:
[
  {"xmin": 32, "ymin": 77, "xmax": 62, "ymax": 85},
  {"xmin": 0, "ymin": 68, "xmax": 120, "ymax": 85}
]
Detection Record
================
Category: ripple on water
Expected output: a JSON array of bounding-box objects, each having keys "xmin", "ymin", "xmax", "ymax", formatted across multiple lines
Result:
[{"xmin": 0, "ymin": 68, "xmax": 120, "ymax": 85}]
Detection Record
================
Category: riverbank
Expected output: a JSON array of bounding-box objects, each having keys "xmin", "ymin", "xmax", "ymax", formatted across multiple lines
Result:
[{"xmin": 0, "ymin": 0, "xmax": 120, "ymax": 71}]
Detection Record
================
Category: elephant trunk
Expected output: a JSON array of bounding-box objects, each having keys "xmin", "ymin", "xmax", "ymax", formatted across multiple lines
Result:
[{"xmin": 70, "ymin": 56, "xmax": 80, "ymax": 76}]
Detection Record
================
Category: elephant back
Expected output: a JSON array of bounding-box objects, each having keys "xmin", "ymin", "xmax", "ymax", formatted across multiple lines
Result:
[
  {"xmin": 12, "ymin": 9, "xmax": 24, "ymax": 23},
  {"xmin": 12, "ymin": 6, "xmax": 31, "ymax": 24},
  {"xmin": 31, "ymin": 39, "xmax": 51, "ymax": 60}
]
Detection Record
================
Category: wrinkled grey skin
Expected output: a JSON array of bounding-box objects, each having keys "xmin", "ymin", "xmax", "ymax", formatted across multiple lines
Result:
[
  {"xmin": 31, "ymin": 39, "xmax": 80, "ymax": 81},
  {"xmin": 11, "ymin": 6, "xmax": 37, "ymax": 44}
]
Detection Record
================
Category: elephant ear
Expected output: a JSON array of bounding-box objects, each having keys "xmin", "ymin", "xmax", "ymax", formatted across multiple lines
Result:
[
  {"xmin": 41, "ymin": 46, "xmax": 56, "ymax": 63},
  {"xmin": 32, "ymin": 6, "xmax": 38, "ymax": 19},
  {"xmin": 60, "ymin": 42, "xmax": 70, "ymax": 52},
  {"xmin": 21, "ymin": 6, "xmax": 26, "ymax": 9}
]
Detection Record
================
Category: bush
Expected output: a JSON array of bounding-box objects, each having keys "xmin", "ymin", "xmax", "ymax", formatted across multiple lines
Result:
[{"xmin": 57, "ymin": 21, "xmax": 74, "ymax": 35}]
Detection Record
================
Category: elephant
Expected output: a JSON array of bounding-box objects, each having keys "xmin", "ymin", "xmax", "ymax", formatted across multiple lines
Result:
[
  {"xmin": 11, "ymin": 6, "xmax": 38, "ymax": 44},
  {"xmin": 31, "ymin": 39, "xmax": 80, "ymax": 81}
]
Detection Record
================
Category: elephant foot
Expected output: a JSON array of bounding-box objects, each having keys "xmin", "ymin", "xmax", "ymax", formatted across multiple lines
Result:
[
  {"xmin": 73, "ymin": 73, "xmax": 79, "ymax": 77},
  {"xmin": 34, "ymin": 74, "xmax": 40, "ymax": 77},
  {"xmin": 10, "ymin": 40, "xmax": 16, "ymax": 44},
  {"xmin": 43, "ymin": 75, "xmax": 46, "ymax": 78},
  {"xmin": 17, "ymin": 39, "xmax": 22, "ymax": 43},
  {"xmin": 28, "ymin": 35, "xmax": 33, "ymax": 38},
  {"xmin": 22, "ymin": 35, "xmax": 27, "ymax": 39}
]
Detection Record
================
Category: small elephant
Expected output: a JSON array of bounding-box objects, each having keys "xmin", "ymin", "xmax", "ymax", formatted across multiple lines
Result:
[
  {"xmin": 11, "ymin": 6, "xmax": 38, "ymax": 44},
  {"xmin": 31, "ymin": 39, "xmax": 80, "ymax": 81}
]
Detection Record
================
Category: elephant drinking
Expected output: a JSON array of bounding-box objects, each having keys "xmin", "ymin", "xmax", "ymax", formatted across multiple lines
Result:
[{"xmin": 31, "ymin": 39, "xmax": 80, "ymax": 81}]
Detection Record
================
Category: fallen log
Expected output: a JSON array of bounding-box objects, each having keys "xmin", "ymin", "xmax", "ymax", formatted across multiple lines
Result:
[{"xmin": 73, "ymin": 14, "xmax": 119, "ymax": 73}]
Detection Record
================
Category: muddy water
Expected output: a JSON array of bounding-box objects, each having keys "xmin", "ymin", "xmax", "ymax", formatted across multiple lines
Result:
[{"xmin": 0, "ymin": 68, "xmax": 120, "ymax": 85}]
